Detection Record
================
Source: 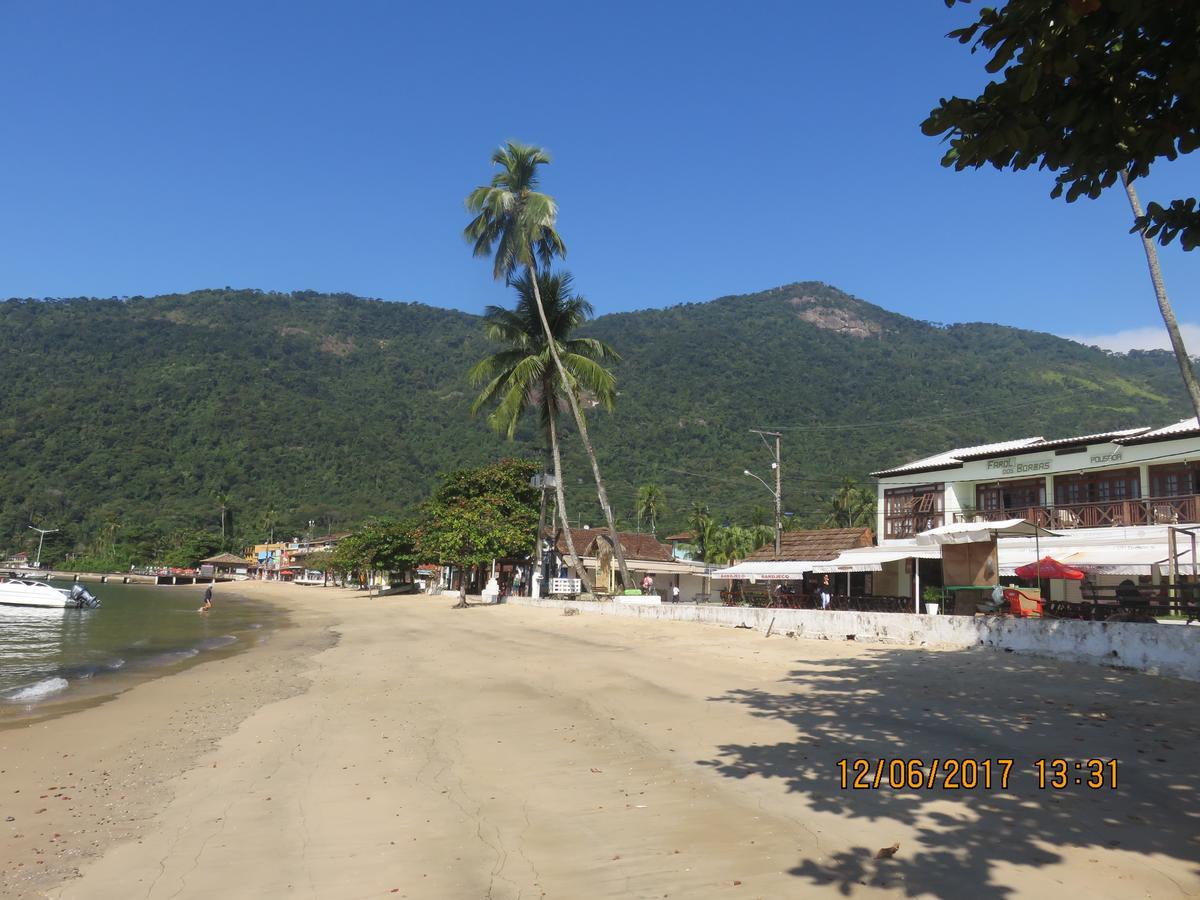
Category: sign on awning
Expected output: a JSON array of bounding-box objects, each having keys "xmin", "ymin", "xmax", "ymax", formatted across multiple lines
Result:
[{"xmin": 712, "ymin": 561, "xmax": 816, "ymax": 580}]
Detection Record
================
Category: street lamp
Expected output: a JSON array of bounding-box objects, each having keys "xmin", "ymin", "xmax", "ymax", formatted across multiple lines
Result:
[
  {"xmin": 28, "ymin": 525, "xmax": 59, "ymax": 569},
  {"xmin": 743, "ymin": 468, "xmax": 782, "ymax": 557}
]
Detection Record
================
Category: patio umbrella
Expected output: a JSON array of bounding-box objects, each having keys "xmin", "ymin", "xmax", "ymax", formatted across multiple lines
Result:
[{"xmin": 1014, "ymin": 556, "xmax": 1085, "ymax": 581}]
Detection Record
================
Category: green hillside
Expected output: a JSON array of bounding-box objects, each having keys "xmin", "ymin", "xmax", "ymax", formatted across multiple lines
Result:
[{"xmin": 0, "ymin": 283, "xmax": 1188, "ymax": 563}]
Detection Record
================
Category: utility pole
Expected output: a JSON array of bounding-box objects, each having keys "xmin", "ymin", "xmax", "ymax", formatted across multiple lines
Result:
[
  {"xmin": 28, "ymin": 525, "xmax": 59, "ymax": 569},
  {"xmin": 749, "ymin": 429, "xmax": 782, "ymax": 557}
]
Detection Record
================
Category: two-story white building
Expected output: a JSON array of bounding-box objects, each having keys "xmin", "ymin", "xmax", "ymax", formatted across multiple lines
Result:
[
  {"xmin": 869, "ymin": 418, "xmax": 1200, "ymax": 601},
  {"xmin": 873, "ymin": 419, "xmax": 1200, "ymax": 540}
]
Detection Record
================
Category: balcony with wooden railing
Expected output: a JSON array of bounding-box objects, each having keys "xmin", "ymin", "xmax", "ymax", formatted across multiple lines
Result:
[{"xmin": 952, "ymin": 495, "xmax": 1200, "ymax": 529}]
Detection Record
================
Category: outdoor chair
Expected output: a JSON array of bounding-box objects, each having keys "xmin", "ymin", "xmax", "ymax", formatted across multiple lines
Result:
[
  {"xmin": 1053, "ymin": 508, "xmax": 1080, "ymax": 529},
  {"xmin": 1152, "ymin": 505, "xmax": 1180, "ymax": 525},
  {"xmin": 1002, "ymin": 588, "xmax": 1044, "ymax": 618}
]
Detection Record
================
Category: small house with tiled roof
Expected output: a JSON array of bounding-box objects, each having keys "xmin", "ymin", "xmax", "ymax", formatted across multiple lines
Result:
[
  {"xmin": 662, "ymin": 531, "xmax": 696, "ymax": 561},
  {"xmin": 548, "ymin": 527, "xmax": 711, "ymax": 598},
  {"xmin": 199, "ymin": 552, "xmax": 254, "ymax": 578},
  {"xmin": 714, "ymin": 527, "xmax": 876, "ymax": 593},
  {"xmin": 743, "ymin": 527, "xmax": 873, "ymax": 562}
]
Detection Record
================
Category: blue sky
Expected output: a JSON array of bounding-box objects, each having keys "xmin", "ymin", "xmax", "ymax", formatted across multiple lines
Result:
[{"xmin": 2, "ymin": 1, "xmax": 1197, "ymax": 349}]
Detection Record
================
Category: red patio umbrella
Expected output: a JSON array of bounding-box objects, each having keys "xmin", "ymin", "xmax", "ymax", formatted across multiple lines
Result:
[{"xmin": 1014, "ymin": 556, "xmax": 1085, "ymax": 581}]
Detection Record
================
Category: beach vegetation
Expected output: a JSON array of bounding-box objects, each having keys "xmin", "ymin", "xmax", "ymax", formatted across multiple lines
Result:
[
  {"xmin": 468, "ymin": 271, "xmax": 620, "ymax": 591},
  {"xmin": 636, "ymin": 484, "xmax": 667, "ymax": 536},
  {"xmin": 464, "ymin": 142, "xmax": 632, "ymax": 590},
  {"xmin": 822, "ymin": 478, "xmax": 877, "ymax": 529},
  {"xmin": 329, "ymin": 518, "xmax": 418, "ymax": 583},
  {"xmin": 412, "ymin": 459, "xmax": 539, "ymax": 607}
]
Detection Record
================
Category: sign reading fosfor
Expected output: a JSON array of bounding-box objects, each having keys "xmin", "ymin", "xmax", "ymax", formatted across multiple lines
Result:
[{"xmin": 986, "ymin": 456, "xmax": 1052, "ymax": 477}]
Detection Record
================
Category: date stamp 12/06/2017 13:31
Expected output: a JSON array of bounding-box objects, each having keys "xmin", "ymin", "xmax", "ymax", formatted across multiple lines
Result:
[{"xmin": 837, "ymin": 758, "xmax": 1119, "ymax": 791}]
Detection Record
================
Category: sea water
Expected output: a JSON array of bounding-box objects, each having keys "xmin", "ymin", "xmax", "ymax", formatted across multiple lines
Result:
[{"xmin": 0, "ymin": 581, "xmax": 282, "ymax": 724}]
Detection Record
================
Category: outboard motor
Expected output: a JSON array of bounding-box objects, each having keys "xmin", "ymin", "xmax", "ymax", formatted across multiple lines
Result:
[{"xmin": 69, "ymin": 584, "xmax": 100, "ymax": 609}]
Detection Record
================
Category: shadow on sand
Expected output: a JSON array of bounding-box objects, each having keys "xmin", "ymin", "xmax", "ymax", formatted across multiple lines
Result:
[{"xmin": 699, "ymin": 644, "xmax": 1200, "ymax": 897}]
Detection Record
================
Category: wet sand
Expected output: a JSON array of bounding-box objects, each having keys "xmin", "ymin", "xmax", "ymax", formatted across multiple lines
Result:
[{"xmin": 3, "ymin": 581, "xmax": 1198, "ymax": 898}]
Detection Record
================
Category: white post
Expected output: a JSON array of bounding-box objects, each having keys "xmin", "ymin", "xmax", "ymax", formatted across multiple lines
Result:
[{"xmin": 914, "ymin": 560, "xmax": 921, "ymax": 614}]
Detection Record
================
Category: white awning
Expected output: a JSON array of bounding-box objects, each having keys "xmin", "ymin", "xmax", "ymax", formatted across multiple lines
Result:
[
  {"xmin": 579, "ymin": 557, "xmax": 711, "ymax": 576},
  {"xmin": 712, "ymin": 560, "xmax": 816, "ymax": 580},
  {"xmin": 810, "ymin": 547, "xmax": 941, "ymax": 573},
  {"xmin": 1064, "ymin": 546, "xmax": 1164, "ymax": 576},
  {"xmin": 996, "ymin": 544, "xmax": 1168, "ymax": 577},
  {"xmin": 916, "ymin": 519, "xmax": 1059, "ymax": 546},
  {"xmin": 1155, "ymin": 546, "xmax": 1199, "ymax": 577}
]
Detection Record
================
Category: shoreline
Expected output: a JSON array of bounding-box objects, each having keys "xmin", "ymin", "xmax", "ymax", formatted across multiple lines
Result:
[
  {"xmin": 4, "ymin": 583, "xmax": 1198, "ymax": 898},
  {"xmin": 0, "ymin": 584, "xmax": 290, "ymax": 729},
  {"xmin": 0, "ymin": 581, "xmax": 340, "ymax": 899}
]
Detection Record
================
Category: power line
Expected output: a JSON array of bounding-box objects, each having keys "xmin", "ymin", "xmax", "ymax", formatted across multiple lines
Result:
[{"xmin": 589, "ymin": 386, "xmax": 1136, "ymax": 435}]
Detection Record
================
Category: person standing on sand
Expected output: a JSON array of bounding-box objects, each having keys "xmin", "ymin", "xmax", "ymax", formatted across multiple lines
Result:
[{"xmin": 200, "ymin": 584, "xmax": 213, "ymax": 613}]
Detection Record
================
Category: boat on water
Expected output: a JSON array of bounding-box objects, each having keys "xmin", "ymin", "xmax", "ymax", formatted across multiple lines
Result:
[{"xmin": 0, "ymin": 579, "xmax": 100, "ymax": 609}]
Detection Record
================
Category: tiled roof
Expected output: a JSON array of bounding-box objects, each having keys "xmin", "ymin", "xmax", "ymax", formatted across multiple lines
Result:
[
  {"xmin": 663, "ymin": 531, "xmax": 694, "ymax": 542},
  {"xmin": 1116, "ymin": 418, "xmax": 1200, "ymax": 445},
  {"xmin": 553, "ymin": 528, "xmax": 674, "ymax": 562},
  {"xmin": 873, "ymin": 425, "xmax": 1164, "ymax": 478},
  {"xmin": 201, "ymin": 552, "xmax": 254, "ymax": 565},
  {"xmin": 954, "ymin": 427, "xmax": 1151, "ymax": 459},
  {"xmin": 744, "ymin": 527, "xmax": 873, "ymax": 562},
  {"xmin": 871, "ymin": 437, "xmax": 1044, "ymax": 478}
]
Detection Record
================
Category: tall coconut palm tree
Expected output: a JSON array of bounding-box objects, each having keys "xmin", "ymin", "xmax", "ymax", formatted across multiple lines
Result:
[
  {"xmin": 1121, "ymin": 170, "xmax": 1200, "ymax": 420},
  {"xmin": 213, "ymin": 491, "xmax": 233, "ymax": 543},
  {"xmin": 464, "ymin": 141, "xmax": 633, "ymax": 590},
  {"xmin": 636, "ymin": 484, "xmax": 667, "ymax": 536},
  {"xmin": 468, "ymin": 270, "xmax": 621, "ymax": 593}
]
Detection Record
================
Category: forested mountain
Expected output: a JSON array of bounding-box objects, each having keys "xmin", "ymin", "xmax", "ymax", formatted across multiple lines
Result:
[{"xmin": 0, "ymin": 283, "xmax": 1188, "ymax": 564}]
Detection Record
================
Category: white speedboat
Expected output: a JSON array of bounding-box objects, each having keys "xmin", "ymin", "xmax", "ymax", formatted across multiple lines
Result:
[{"xmin": 0, "ymin": 579, "xmax": 100, "ymax": 609}]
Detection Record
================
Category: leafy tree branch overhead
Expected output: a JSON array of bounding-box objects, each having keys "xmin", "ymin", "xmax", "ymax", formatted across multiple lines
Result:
[
  {"xmin": 921, "ymin": 0, "xmax": 1200, "ymax": 249},
  {"xmin": 922, "ymin": 0, "xmax": 1200, "ymax": 421}
]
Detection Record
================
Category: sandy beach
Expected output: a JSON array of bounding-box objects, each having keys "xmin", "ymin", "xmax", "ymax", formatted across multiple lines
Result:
[{"xmin": 2, "ymin": 581, "xmax": 1198, "ymax": 899}]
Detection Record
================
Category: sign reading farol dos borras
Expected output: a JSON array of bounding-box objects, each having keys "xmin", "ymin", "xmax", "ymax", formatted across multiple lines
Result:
[
  {"xmin": 986, "ymin": 455, "xmax": 1052, "ymax": 477},
  {"xmin": 983, "ymin": 448, "xmax": 1124, "ymax": 477}
]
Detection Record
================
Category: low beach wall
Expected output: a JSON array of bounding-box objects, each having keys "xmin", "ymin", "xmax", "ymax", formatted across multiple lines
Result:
[{"xmin": 506, "ymin": 597, "xmax": 1200, "ymax": 682}]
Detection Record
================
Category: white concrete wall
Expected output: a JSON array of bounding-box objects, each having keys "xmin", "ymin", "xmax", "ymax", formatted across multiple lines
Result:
[{"xmin": 507, "ymin": 597, "xmax": 1200, "ymax": 682}]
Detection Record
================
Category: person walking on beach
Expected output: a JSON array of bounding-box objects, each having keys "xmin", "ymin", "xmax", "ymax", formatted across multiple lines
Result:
[
  {"xmin": 671, "ymin": 583, "xmax": 680, "ymax": 603},
  {"xmin": 819, "ymin": 574, "xmax": 832, "ymax": 610},
  {"xmin": 200, "ymin": 584, "xmax": 213, "ymax": 613}
]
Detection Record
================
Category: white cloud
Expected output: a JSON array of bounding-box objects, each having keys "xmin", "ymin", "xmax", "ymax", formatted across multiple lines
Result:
[{"xmin": 1064, "ymin": 322, "xmax": 1200, "ymax": 353}]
